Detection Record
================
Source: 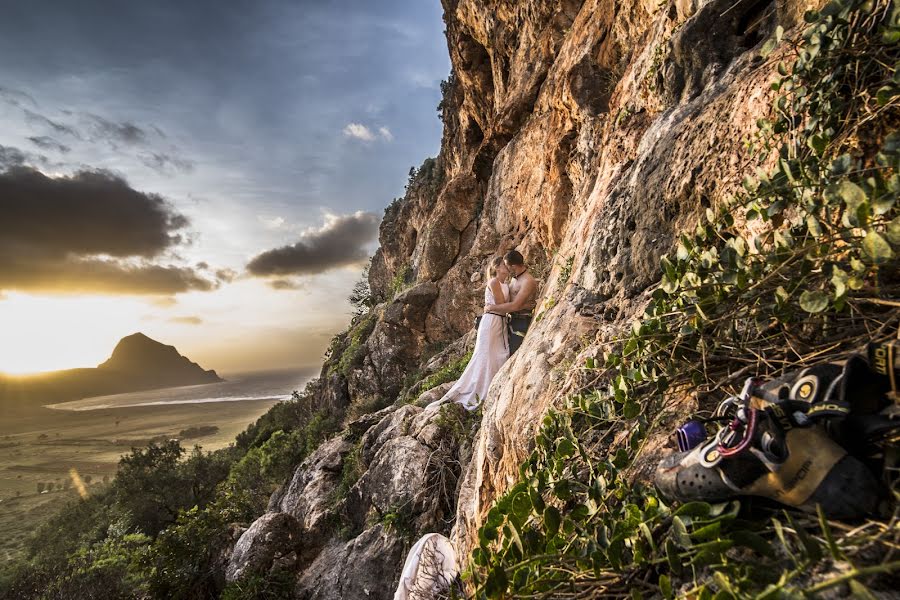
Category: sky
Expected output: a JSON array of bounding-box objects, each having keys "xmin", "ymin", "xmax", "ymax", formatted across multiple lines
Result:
[{"xmin": 0, "ymin": 0, "xmax": 450, "ymax": 375}]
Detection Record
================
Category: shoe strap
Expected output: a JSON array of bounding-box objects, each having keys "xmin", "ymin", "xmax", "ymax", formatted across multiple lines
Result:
[{"xmin": 868, "ymin": 340, "xmax": 900, "ymax": 403}]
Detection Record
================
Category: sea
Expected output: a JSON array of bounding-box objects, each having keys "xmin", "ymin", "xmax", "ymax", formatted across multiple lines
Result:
[{"xmin": 46, "ymin": 368, "xmax": 320, "ymax": 412}]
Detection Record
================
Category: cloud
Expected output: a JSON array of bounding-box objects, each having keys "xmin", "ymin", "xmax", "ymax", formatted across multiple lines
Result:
[
  {"xmin": 138, "ymin": 151, "xmax": 195, "ymax": 174},
  {"xmin": 170, "ymin": 316, "xmax": 203, "ymax": 325},
  {"xmin": 258, "ymin": 215, "xmax": 286, "ymax": 230},
  {"xmin": 246, "ymin": 211, "xmax": 379, "ymax": 278},
  {"xmin": 342, "ymin": 122, "xmax": 376, "ymax": 141},
  {"xmin": 268, "ymin": 279, "xmax": 305, "ymax": 290},
  {"xmin": 84, "ymin": 113, "xmax": 147, "ymax": 145},
  {"xmin": 0, "ymin": 144, "xmax": 47, "ymax": 169},
  {"xmin": 23, "ymin": 109, "xmax": 81, "ymax": 139},
  {"xmin": 28, "ymin": 136, "xmax": 71, "ymax": 154},
  {"xmin": 151, "ymin": 296, "xmax": 178, "ymax": 308},
  {"xmin": 342, "ymin": 123, "xmax": 392, "ymax": 143},
  {"xmin": 0, "ymin": 87, "xmax": 36, "ymax": 108},
  {"xmin": 214, "ymin": 268, "xmax": 237, "ymax": 283},
  {"xmin": 0, "ymin": 166, "xmax": 217, "ymax": 295},
  {"xmin": 0, "ymin": 258, "xmax": 218, "ymax": 295}
]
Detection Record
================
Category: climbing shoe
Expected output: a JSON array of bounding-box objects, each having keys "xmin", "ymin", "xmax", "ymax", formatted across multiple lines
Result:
[
  {"xmin": 753, "ymin": 350, "xmax": 900, "ymax": 465},
  {"xmin": 655, "ymin": 377, "xmax": 889, "ymax": 519}
]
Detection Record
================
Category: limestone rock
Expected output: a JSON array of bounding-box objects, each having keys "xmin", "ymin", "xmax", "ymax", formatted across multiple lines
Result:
[
  {"xmin": 225, "ymin": 512, "xmax": 303, "ymax": 583},
  {"xmin": 414, "ymin": 381, "xmax": 454, "ymax": 408},
  {"xmin": 294, "ymin": 524, "xmax": 406, "ymax": 600},
  {"xmin": 358, "ymin": 404, "xmax": 421, "ymax": 467},
  {"xmin": 279, "ymin": 436, "xmax": 352, "ymax": 548}
]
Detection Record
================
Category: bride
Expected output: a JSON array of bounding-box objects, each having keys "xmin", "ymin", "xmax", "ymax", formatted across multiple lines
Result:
[{"xmin": 431, "ymin": 256, "xmax": 510, "ymax": 411}]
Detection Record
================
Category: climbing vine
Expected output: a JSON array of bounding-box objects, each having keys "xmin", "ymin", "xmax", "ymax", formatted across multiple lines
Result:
[{"xmin": 468, "ymin": 0, "xmax": 900, "ymax": 597}]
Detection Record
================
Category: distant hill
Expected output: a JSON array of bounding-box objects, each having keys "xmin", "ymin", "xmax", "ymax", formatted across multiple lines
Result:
[
  {"xmin": 98, "ymin": 333, "xmax": 221, "ymax": 382},
  {"xmin": 0, "ymin": 333, "xmax": 222, "ymax": 412}
]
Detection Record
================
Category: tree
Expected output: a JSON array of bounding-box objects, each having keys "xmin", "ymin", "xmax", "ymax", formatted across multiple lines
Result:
[
  {"xmin": 114, "ymin": 441, "xmax": 187, "ymax": 535},
  {"xmin": 349, "ymin": 261, "xmax": 374, "ymax": 316}
]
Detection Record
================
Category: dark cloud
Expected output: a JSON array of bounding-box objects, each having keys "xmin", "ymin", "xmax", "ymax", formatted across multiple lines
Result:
[
  {"xmin": 0, "ymin": 257, "xmax": 217, "ymax": 295},
  {"xmin": 0, "ymin": 166, "xmax": 216, "ymax": 295},
  {"xmin": 84, "ymin": 113, "xmax": 146, "ymax": 145},
  {"xmin": 170, "ymin": 316, "xmax": 203, "ymax": 325},
  {"xmin": 0, "ymin": 144, "xmax": 47, "ymax": 169},
  {"xmin": 28, "ymin": 136, "xmax": 71, "ymax": 154},
  {"xmin": 23, "ymin": 109, "xmax": 81, "ymax": 139},
  {"xmin": 138, "ymin": 151, "xmax": 195, "ymax": 174},
  {"xmin": 246, "ymin": 212, "xmax": 379, "ymax": 278}
]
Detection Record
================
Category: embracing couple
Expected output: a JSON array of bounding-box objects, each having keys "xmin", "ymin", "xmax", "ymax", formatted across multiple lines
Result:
[{"xmin": 434, "ymin": 250, "xmax": 537, "ymax": 411}]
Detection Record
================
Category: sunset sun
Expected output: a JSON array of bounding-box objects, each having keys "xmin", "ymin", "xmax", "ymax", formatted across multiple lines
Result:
[{"xmin": 0, "ymin": 293, "xmax": 145, "ymax": 374}]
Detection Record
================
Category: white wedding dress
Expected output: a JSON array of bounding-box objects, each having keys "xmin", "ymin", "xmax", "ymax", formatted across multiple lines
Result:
[{"xmin": 434, "ymin": 280, "xmax": 510, "ymax": 410}]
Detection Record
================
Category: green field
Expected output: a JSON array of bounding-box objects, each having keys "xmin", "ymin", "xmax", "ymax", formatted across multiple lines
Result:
[{"xmin": 0, "ymin": 399, "xmax": 278, "ymax": 565}]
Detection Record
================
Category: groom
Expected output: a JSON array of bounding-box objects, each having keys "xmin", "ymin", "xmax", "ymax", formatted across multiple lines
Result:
[{"xmin": 485, "ymin": 250, "xmax": 537, "ymax": 354}]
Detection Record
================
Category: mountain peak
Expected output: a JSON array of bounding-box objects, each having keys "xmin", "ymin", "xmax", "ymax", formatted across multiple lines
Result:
[{"xmin": 98, "ymin": 333, "xmax": 222, "ymax": 384}]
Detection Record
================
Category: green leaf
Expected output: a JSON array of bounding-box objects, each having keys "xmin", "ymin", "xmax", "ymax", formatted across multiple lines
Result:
[
  {"xmin": 830, "ymin": 154, "xmax": 852, "ymax": 175},
  {"xmin": 622, "ymin": 400, "xmax": 640, "ymax": 419},
  {"xmin": 808, "ymin": 134, "xmax": 827, "ymax": 156},
  {"xmin": 543, "ymin": 506, "xmax": 561, "ymax": 538},
  {"xmin": 806, "ymin": 214, "xmax": 823, "ymax": 237},
  {"xmin": 820, "ymin": 1, "xmax": 842, "ymax": 16},
  {"xmin": 799, "ymin": 290, "xmax": 829, "ymax": 313},
  {"xmin": 607, "ymin": 535, "xmax": 625, "ymax": 569},
  {"xmin": 555, "ymin": 437, "xmax": 575, "ymax": 459},
  {"xmin": 760, "ymin": 38, "xmax": 777, "ymax": 58},
  {"xmin": 883, "ymin": 29, "xmax": 900, "ymax": 44},
  {"xmin": 660, "ymin": 274, "xmax": 679, "ymax": 294},
  {"xmin": 672, "ymin": 516, "xmax": 692, "ymax": 548},
  {"xmin": 817, "ymin": 504, "xmax": 844, "ymax": 560},
  {"xmin": 832, "ymin": 270, "xmax": 847, "ymax": 299},
  {"xmin": 848, "ymin": 581, "xmax": 879, "ymax": 600},
  {"xmin": 511, "ymin": 491, "xmax": 532, "ymax": 521},
  {"xmin": 876, "ymin": 85, "xmax": 897, "ymax": 106},
  {"xmin": 673, "ymin": 501, "xmax": 712, "ymax": 518},
  {"xmin": 786, "ymin": 511, "xmax": 822, "ymax": 561},
  {"xmin": 484, "ymin": 565, "xmax": 508, "ymax": 597},
  {"xmin": 528, "ymin": 484, "xmax": 545, "ymax": 513},
  {"xmin": 660, "ymin": 574, "xmax": 674, "ymax": 599},
  {"xmin": 665, "ymin": 538, "xmax": 682, "ymax": 574},
  {"xmin": 731, "ymin": 530, "xmax": 775, "ymax": 558},
  {"xmin": 872, "ymin": 192, "xmax": 896, "ymax": 215},
  {"xmin": 862, "ymin": 230, "xmax": 894, "ymax": 264},
  {"xmin": 832, "ymin": 180, "xmax": 867, "ymax": 226},
  {"xmin": 887, "ymin": 215, "xmax": 900, "ymax": 245}
]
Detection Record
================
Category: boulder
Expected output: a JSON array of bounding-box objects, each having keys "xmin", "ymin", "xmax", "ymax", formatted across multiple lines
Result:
[
  {"xmin": 225, "ymin": 512, "xmax": 303, "ymax": 583},
  {"xmin": 279, "ymin": 436, "xmax": 352, "ymax": 550},
  {"xmin": 295, "ymin": 524, "xmax": 406, "ymax": 600}
]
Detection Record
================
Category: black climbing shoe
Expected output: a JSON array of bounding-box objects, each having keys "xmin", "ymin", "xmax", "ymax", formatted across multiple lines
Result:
[
  {"xmin": 753, "ymin": 352, "xmax": 899, "ymax": 465},
  {"xmin": 655, "ymin": 378, "xmax": 888, "ymax": 519}
]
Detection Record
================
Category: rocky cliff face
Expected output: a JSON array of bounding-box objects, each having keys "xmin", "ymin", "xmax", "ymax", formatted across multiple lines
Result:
[{"xmin": 225, "ymin": 0, "xmax": 818, "ymax": 595}]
